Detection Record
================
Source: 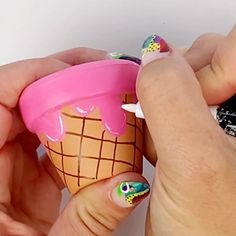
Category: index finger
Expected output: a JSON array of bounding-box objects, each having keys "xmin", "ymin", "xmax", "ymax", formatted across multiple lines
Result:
[
  {"xmin": 196, "ymin": 25, "xmax": 236, "ymax": 104},
  {"xmin": 48, "ymin": 47, "xmax": 108, "ymax": 65}
]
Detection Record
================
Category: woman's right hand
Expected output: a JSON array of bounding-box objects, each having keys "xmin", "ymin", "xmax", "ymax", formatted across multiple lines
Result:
[{"xmin": 139, "ymin": 26, "xmax": 236, "ymax": 235}]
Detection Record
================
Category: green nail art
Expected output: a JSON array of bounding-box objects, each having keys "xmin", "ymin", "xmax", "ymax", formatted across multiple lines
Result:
[
  {"xmin": 109, "ymin": 52, "xmax": 141, "ymax": 65},
  {"xmin": 117, "ymin": 182, "xmax": 150, "ymax": 205},
  {"xmin": 109, "ymin": 52, "xmax": 124, "ymax": 59}
]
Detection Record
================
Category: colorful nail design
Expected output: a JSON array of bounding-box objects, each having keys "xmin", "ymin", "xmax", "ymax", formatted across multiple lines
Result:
[
  {"xmin": 142, "ymin": 35, "xmax": 169, "ymax": 56},
  {"xmin": 116, "ymin": 181, "xmax": 150, "ymax": 205},
  {"xmin": 109, "ymin": 52, "xmax": 141, "ymax": 65},
  {"xmin": 216, "ymin": 94, "xmax": 236, "ymax": 137}
]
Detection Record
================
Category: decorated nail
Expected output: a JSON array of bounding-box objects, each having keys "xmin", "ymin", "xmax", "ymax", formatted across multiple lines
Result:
[
  {"xmin": 141, "ymin": 35, "xmax": 170, "ymax": 65},
  {"xmin": 111, "ymin": 181, "xmax": 150, "ymax": 207},
  {"xmin": 108, "ymin": 52, "xmax": 141, "ymax": 65}
]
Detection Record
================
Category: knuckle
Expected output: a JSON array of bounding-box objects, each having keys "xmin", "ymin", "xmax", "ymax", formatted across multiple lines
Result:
[
  {"xmin": 30, "ymin": 57, "xmax": 57, "ymax": 68},
  {"xmin": 212, "ymin": 49, "xmax": 236, "ymax": 89},
  {"xmin": 83, "ymin": 201, "xmax": 118, "ymax": 234},
  {"xmin": 70, "ymin": 199, "xmax": 119, "ymax": 236},
  {"xmin": 67, "ymin": 205, "xmax": 94, "ymax": 236},
  {"xmin": 192, "ymin": 33, "xmax": 223, "ymax": 48},
  {"xmin": 20, "ymin": 57, "xmax": 61, "ymax": 73},
  {"xmin": 211, "ymin": 49, "xmax": 226, "ymax": 76},
  {"xmin": 136, "ymin": 62, "xmax": 168, "ymax": 100},
  {"xmin": 137, "ymin": 60, "xmax": 195, "ymax": 103}
]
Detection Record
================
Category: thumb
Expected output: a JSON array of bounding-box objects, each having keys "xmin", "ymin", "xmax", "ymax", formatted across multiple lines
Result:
[
  {"xmin": 137, "ymin": 35, "xmax": 228, "ymax": 175},
  {"xmin": 48, "ymin": 173, "xmax": 150, "ymax": 236}
]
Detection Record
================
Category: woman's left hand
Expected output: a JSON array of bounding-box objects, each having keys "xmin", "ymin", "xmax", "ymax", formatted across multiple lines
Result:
[{"xmin": 0, "ymin": 48, "xmax": 149, "ymax": 236}]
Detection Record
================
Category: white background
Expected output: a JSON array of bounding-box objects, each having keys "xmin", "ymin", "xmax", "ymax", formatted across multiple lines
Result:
[{"xmin": 0, "ymin": 1, "xmax": 235, "ymax": 235}]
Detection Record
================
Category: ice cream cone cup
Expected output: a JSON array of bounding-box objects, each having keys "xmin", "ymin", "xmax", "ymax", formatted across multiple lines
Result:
[{"xmin": 19, "ymin": 59, "xmax": 143, "ymax": 193}]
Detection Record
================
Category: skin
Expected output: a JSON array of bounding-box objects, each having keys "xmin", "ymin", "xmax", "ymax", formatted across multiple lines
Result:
[
  {"xmin": 0, "ymin": 48, "xmax": 148, "ymax": 236},
  {"xmin": 1, "ymin": 24, "xmax": 236, "ymax": 236},
  {"xmin": 139, "ymin": 25, "xmax": 236, "ymax": 235}
]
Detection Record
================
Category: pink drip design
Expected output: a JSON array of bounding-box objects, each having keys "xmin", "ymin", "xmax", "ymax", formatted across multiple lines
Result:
[
  {"xmin": 34, "ymin": 95, "xmax": 134, "ymax": 141},
  {"xmin": 19, "ymin": 60, "xmax": 139, "ymax": 141}
]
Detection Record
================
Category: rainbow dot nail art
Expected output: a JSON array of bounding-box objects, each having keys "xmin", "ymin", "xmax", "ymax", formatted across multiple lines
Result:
[{"xmin": 142, "ymin": 35, "xmax": 169, "ymax": 56}]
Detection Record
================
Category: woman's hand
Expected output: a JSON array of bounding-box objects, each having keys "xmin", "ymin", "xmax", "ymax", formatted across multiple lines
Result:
[
  {"xmin": 0, "ymin": 48, "xmax": 149, "ymax": 236},
  {"xmin": 139, "ymin": 26, "xmax": 236, "ymax": 235}
]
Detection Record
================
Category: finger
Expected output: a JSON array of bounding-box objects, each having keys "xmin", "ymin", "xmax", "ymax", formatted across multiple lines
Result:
[
  {"xmin": 48, "ymin": 173, "xmax": 150, "ymax": 236},
  {"xmin": 0, "ymin": 145, "xmax": 14, "ymax": 205},
  {"xmin": 140, "ymin": 34, "xmax": 228, "ymax": 167},
  {"xmin": 40, "ymin": 153, "xmax": 65, "ymax": 190},
  {"xmin": 0, "ymin": 58, "xmax": 70, "ymax": 108},
  {"xmin": 0, "ymin": 212, "xmax": 44, "ymax": 236},
  {"xmin": 0, "ymin": 106, "xmax": 12, "ymax": 148},
  {"xmin": 138, "ymin": 35, "xmax": 228, "ymax": 174},
  {"xmin": 184, "ymin": 33, "xmax": 225, "ymax": 71},
  {"xmin": 48, "ymin": 47, "xmax": 109, "ymax": 66},
  {"xmin": 0, "ymin": 58, "xmax": 69, "ymax": 149},
  {"xmin": 7, "ymin": 109, "xmax": 25, "ymax": 143},
  {"xmin": 143, "ymin": 124, "xmax": 157, "ymax": 166},
  {"xmin": 0, "ymin": 48, "xmax": 109, "ymax": 148},
  {"xmin": 196, "ymin": 25, "xmax": 236, "ymax": 104}
]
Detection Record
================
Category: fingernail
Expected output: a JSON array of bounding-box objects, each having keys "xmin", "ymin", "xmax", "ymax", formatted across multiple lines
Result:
[
  {"xmin": 141, "ymin": 34, "xmax": 170, "ymax": 66},
  {"xmin": 108, "ymin": 52, "xmax": 141, "ymax": 65},
  {"xmin": 111, "ymin": 181, "xmax": 150, "ymax": 208}
]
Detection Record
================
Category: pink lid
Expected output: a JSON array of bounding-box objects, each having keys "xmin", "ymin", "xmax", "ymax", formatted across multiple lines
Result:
[{"xmin": 19, "ymin": 59, "xmax": 140, "ymax": 141}]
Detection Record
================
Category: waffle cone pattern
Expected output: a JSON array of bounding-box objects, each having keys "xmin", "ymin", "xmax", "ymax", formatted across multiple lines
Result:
[{"xmin": 39, "ymin": 103, "xmax": 143, "ymax": 194}]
